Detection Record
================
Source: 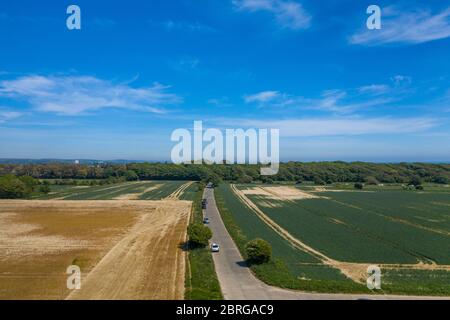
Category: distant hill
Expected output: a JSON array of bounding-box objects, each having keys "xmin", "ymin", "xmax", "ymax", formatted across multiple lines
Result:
[{"xmin": 0, "ymin": 159, "xmax": 151, "ymax": 165}]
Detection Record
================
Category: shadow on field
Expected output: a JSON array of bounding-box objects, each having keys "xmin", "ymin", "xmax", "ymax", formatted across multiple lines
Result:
[{"xmin": 178, "ymin": 241, "xmax": 190, "ymax": 252}]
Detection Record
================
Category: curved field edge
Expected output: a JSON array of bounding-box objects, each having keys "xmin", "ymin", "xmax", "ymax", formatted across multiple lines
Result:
[
  {"xmin": 184, "ymin": 183, "xmax": 223, "ymax": 300},
  {"xmin": 215, "ymin": 184, "xmax": 450, "ymax": 296}
]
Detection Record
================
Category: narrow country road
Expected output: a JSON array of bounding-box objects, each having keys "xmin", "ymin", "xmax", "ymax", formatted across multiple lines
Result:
[{"xmin": 203, "ymin": 187, "xmax": 448, "ymax": 300}]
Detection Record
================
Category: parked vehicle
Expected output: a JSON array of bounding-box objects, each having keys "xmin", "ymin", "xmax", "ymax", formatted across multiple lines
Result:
[{"xmin": 203, "ymin": 217, "xmax": 210, "ymax": 224}]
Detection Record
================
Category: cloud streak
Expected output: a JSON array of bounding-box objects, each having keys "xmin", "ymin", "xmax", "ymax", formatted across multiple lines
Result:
[
  {"xmin": 0, "ymin": 75, "xmax": 181, "ymax": 115},
  {"xmin": 216, "ymin": 117, "xmax": 438, "ymax": 137},
  {"xmin": 243, "ymin": 80, "xmax": 405, "ymax": 113},
  {"xmin": 233, "ymin": 0, "xmax": 311, "ymax": 30},
  {"xmin": 351, "ymin": 6, "xmax": 450, "ymax": 45},
  {"xmin": 0, "ymin": 110, "xmax": 23, "ymax": 123},
  {"xmin": 244, "ymin": 90, "xmax": 280, "ymax": 103}
]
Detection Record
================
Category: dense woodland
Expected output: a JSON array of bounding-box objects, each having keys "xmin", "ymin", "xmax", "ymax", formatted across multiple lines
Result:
[{"xmin": 1, "ymin": 162, "xmax": 449, "ymax": 185}]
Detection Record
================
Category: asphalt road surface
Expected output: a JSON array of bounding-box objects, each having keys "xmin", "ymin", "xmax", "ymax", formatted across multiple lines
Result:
[{"xmin": 203, "ymin": 187, "xmax": 449, "ymax": 300}]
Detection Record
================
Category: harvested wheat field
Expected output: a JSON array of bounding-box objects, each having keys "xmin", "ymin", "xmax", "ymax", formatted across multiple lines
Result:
[{"xmin": 0, "ymin": 200, "xmax": 191, "ymax": 300}]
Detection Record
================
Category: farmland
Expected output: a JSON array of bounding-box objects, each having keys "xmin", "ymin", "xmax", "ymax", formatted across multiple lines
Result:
[
  {"xmin": 0, "ymin": 181, "xmax": 194, "ymax": 300},
  {"xmin": 216, "ymin": 183, "xmax": 450, "ymax": 295},
  {"xmin": 0, "ymin": 200, "xmax": 191, "ymax": 299},
  {"xmin": 34, "ymin": 180, "xmax": 192, "ymax": 200},
  {"xmin": 67, "ymin": 200, "xmax": 191, "ymax": 300},
  {"xmin": 2, "ymin": 176, "xmax": 449, "ymax": 297}
]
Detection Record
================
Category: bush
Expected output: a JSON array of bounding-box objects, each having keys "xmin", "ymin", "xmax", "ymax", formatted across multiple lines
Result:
[
  {"xmin": 245, "ymin": 238, "xmax": 272, "ymax": 264},
  {"xmin": 433, "ymin": 176, "xmax": 449, "ymax": 184},
  {"xmin": 365, "ymin": 176, "xmax": 379, "ymax": 185},
  {"xmin": 314, "ymin": 178, "xmax": 325, "ymax": 185},
  {"xmin": 354, "ymin": 182, "xmax": 364, "ymax": 190},
  {"xmin": 124, "ymin": 170, "xmax": 138, "ymax": 181},
  {"xmin": 18, "ymin": 175, "xmax": 37, "ymax": 194},
  {"xmin": 237, "ymin": 175, "xmax": 253, "ymax": 184},
  {"xmin": 39, "ymin": 184, "xmax": 51, "ymax": 194},
  {"xmin": 0, "ymin": 175, "xmax": 30, "ymax": 199},
  {"xmin": 409, "ymin": 176, "xmax": 422, "ymax": 187},
  {"xmin": 188, "ymin": 223, "xmax": 212, "ymax": 247}
]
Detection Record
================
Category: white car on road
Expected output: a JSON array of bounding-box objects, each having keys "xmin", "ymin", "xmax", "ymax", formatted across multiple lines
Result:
[{"xmin": 211, "ymin": 243, "xmax": 220, "ymax": 252}]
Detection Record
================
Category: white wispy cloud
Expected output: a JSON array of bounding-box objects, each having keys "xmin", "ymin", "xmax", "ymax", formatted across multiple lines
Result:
[
  {"xmin": 244, "ymin": 90, "xmax": 280, "ymax": 103},
  {"xmin": 216, "ymin": 117, "xmax": 437, "ymax": 137},
  {"xmin": 358, "ymin": 84, "xmax": 390, "ymax": 95},
  {"xmin": 244, "ymin": 81, "xmax": 402, "ymax": 113},
  {"xmin": 391, "ymin": 75, "xmax": 412, "ymax": 85},
  {"xmin": 351, "ymin": 6, "xmax": 450, "ymax": 45},
  {"xmin": 233, "ymin": 0, "xmax": 311, "ymax": 30},
  {"xmin": 0, "ymin": 110, "xmax": 23, "ymax": 123},
  {"xmin": 0, "ymin": 75, "xmax": 182, "ymax": 115}
]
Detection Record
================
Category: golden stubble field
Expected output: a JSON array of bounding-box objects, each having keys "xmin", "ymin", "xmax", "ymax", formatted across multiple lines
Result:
[{"xmin": 0, "ymin": 200, "xmax": 191, "ymax": 300}]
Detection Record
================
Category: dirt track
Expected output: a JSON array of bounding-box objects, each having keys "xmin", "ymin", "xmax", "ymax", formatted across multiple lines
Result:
[{"xmin": 165, "ymin": 182, "xmax": 193, "ymax": 200}]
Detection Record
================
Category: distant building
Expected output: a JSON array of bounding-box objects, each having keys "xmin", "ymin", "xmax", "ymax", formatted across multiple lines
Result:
[{"xmin": 74, "ymin": 160, "xmax": 80, "ymax": 165}]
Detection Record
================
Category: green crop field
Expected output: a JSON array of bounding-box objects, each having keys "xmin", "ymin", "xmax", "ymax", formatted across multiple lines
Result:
[
  {"xmin": 34, "ymin": 182, "xmax": 134, "ymax": 200},
  {"xmin": 34, "ymin": 180, "xmax": 191, "ymax": 200},
  {"xmin": 381, "ymin": 268, "xmax": 450, "ymax": 296},
  {"xmin": 217, "ymin": 183, "xmax": 450, "ymax": 295},
  {"xmin": 215, "ymin": 184, "xmax": 366, "ymax": 293},
  {"xmin": 179, "ymin": 182, "xmax": 200, "ymax": 201},
  {"xmin": 138, "ymin": 181, "xmax": 187, "ymax": 199}
]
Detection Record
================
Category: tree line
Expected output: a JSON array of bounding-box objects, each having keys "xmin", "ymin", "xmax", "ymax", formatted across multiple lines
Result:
[
  {"xmin": 0, "ymin": 174, "xmax": 51, "ymax": 199},
  {"xmin": 1, "ymin": 161, "xmax": 449, "ymax": 185}
]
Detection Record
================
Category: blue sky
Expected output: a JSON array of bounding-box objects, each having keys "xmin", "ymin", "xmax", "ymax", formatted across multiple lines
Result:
[{"xmin": 0, "ymin": 0, "xmax": 450, "ymax": 162}]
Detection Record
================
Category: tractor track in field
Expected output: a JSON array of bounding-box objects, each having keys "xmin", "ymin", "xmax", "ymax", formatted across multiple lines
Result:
[
  {"xmin": 53, "ymin": 182, "xmax": 142, "ymax": 200},
  {"xmin": 165, "ymin": 182, "xmax": 194, "ymax": 200}
]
